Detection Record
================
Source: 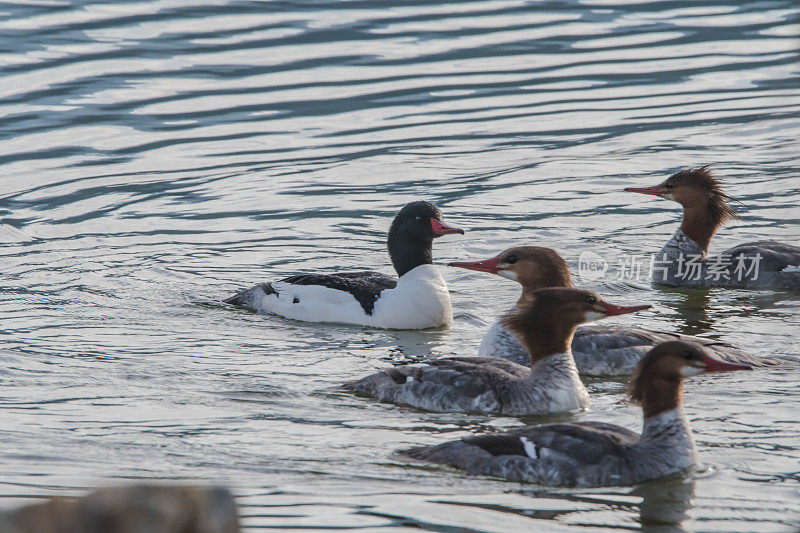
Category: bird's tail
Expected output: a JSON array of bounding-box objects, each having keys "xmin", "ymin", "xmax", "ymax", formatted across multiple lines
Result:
[{"xmin": 223, "ymin": 282, "xmax": 274, "ymax": 305}]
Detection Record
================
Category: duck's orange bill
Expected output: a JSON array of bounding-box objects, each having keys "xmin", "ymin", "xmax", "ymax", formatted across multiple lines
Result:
[
  {"xmin": 702, "ymin": 354, "xmax": 752, "ymax": 372},
  {"xmin": 448, "ymin": 256, "xmax": 500, "ymax": 273},
  {"xmin": 431, "ymin": 218, "xmax": 465, "ymax": 236},
  {"xmin": 601, "ymin": 302, "xmax": 652, "ymax": 316},
  {"xmin": 624, "ymin": 185, "xmax": 663, "ymax": 196}
]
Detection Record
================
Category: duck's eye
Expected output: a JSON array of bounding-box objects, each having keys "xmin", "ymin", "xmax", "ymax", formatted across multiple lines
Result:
[
  {"xmin": 415, "ymin": 216, "xmax": 423, "ymax": 223},
  {"xmin": 682, "ymin": 350, "xmax": 693, "ymax": 360},
  {"xmin": 506, "ymin": 255, "xmax": 518, "ymax": 264},
  {"xmin": 586, "ymin": 295, "xmax": 597, "ymax": 304}
]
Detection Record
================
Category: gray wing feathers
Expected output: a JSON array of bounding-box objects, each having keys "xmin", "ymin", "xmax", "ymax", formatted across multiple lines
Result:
[
  {"xmin": 721, "ymin": 241, "xmax": 800, "ymax": 288},
  {"xmin": 573, "ymin": 326, "xmax": 779, "ymax": 372},
  {"xmin": 402, "ymin": 422, "xmax": 639, "ymax": 487},
  {"xmin": 343, "ymin": 359, "xmax": 499, "ymax": 412},
  {"xmin": 342, "ymin": 358, "xmax": 532, "ymax": 413},
  {"xmin": 723, "ymin": 241, "xmax": 800, "ymax": 273},
  {"xmin": 485, "ymin": 322, "xmax": 779, "ymax": 375}
]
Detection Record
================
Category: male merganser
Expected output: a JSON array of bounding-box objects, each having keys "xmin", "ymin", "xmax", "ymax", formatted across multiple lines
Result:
[
  {"xmin": 224, "ymin": 201, "xmax": 464, "ymax": 329},
  {"xmin": 450, "ymin": 246, "xmax": 776, "ymax": 374},
  {"xmin": 342, "ymin": 287, "xmax": 649, "ymax": 415},
  {"xmin": 625, "ymin": 166, "xmax": 800, "ymax": 289},
  {"xmin": 402, "ymin": 340, "xmax": 751, "ymax": 487}
]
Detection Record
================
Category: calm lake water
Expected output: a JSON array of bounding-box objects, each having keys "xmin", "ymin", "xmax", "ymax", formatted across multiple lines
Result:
[{"xmin": 1, "ymin": 0, "xmax": 799, "ymax": 531}]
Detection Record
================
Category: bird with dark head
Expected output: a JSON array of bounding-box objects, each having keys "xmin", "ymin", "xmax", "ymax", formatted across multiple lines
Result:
[
  {"xmin": 224, "ymin": 200, "xmax": 464, "ymax": 329},
  {"xmin": 388, "ymin": 200, "xmax": 464, "ymax": 277}
]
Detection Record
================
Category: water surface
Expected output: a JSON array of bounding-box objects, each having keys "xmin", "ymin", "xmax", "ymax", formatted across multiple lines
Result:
[{"xmin": 1, "ymin": 0, "xmax": 799, "ymax": 531}]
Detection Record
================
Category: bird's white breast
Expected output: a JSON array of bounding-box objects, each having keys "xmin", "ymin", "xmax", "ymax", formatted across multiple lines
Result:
[
  {"xmin": 250, "ymin": 265, "xmax": 452, "ymax": 329},
  {"xmin": 372, "ymin": 265, "xmax": 452, "ymax": 329}
]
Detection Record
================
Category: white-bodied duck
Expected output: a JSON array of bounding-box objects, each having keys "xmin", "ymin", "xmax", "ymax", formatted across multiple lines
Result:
[{"xmin": 225, "ymin": 201, "xmax": 463, "ymax": 329}]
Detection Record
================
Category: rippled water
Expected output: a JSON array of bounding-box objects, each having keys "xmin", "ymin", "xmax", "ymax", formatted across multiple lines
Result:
[{"xmin": 1, "ymin": 0, "xmax": 799, "ymax": 530}]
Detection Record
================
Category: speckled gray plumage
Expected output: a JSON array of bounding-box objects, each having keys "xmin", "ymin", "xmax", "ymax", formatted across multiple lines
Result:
[
  {"xmin": 721, "ymin": 241, "xmax": 800, "ymax": 288},
  {"xmin": 342, "ymin": 353, "xmax": 588, "ymax": 415},
  {"xmin": 653, "ymin": 229, "xmax": 800, "ymax": 289},
  {"xmin": 402, "ymin": 408, "xmax": 697, "ymax": 488},
  {"xmin": 479, "ymin": 317, "xmax": 776, "ymax": 375}
]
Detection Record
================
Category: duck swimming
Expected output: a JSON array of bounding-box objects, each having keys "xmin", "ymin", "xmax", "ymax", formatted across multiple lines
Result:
[
  {"xmin": 402, "ymin": 340, "xmax": 751, "ymax": 487},
  {"xmin": 450, "ymin": 246, "xmax": 777, "ymax": 374},
  {"xmin": 224, "ymin": 201, "xmax": 464, "ymax": 329},
  {"xmin": 343, "ymin": 287, "xmax": 649, "ymax": 415},
  {"xmin": 625, "ymin": 166, "xmax": 800, "ymax": 289}
]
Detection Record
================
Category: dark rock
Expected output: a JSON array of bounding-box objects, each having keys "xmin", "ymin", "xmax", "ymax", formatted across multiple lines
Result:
[{"xmin": 0, "ymin": 484, "xmax": 239, "ymax": 533}]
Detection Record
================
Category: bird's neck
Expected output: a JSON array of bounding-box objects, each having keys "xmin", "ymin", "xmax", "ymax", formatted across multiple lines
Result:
[
  {"xmin": 515, "ymin": 323, "xmax": 577, "ymax": 366},
  {"xmin": 640, "ymin": 405, "xmax": 693, "ymax": 447},
  {"xmin": 639, "ymin": 377, "xmax": 683, "ymax": 419},
  {"xmin": 678, "ymin": 197, "xmax": 727, "ymax": 254},
  {"xmin": 388, "ymin": 237, "xmax": 433, "ymax": 277}
]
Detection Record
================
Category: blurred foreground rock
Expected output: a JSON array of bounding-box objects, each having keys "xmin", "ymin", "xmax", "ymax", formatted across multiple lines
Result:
[{"xmin": 0, "ymin": 484, "xmax": 239, "ymax": 533}]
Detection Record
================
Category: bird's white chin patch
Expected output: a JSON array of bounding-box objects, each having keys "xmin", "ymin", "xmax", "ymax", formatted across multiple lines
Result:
[
  {"xmin": 584, "ymin": 311, "xmax": 605, "ymax": 322},
  {"xmin": 497, "ymin": 270, "xmax": 517, "ymax": 281},
  {"xmin": 680, "ymin": 366, "xmax": 704, "ymax": 377}
]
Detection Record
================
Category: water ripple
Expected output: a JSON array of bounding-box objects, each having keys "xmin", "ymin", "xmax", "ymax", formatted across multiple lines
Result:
[{"xmin": 1, "ymin": 0, "xmax": 799, "ymax": 531}]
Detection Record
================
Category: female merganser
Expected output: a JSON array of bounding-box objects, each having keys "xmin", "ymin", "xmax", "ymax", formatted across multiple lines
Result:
[
  {"xmin": 450, "ymin": 246, "xmax": 776, "ymax": 374},
  {"xmin": 342, "ymin": 287, "xmax": 649, "ymax": 415},
  {"xmin": 625, "ymin": 166, "xmax": 800, "ymax": 289},
  {"xmin": 402, "ymin": 340, "xmax": 751, "ymax": 487},
  {"xmin": 224, "ymin": 201, "xmax": 464, "ymax": 329}
]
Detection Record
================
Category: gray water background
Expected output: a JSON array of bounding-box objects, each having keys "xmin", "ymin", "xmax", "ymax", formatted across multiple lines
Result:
[{"xmin": 1, "ymin": 0, "xmax": 799, "ymax": 530}]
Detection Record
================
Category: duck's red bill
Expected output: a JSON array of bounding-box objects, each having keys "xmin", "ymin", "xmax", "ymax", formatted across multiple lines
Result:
[
  {"xmin": 448, "ymin": 256, "xmax": 500, "ymax": 273},
  {"xmin": 601, "ymin": 302, "xmax": 652, "ymax": 316},
  {"xmin": 624, "ymin": 185, "xmax": 663, "ymax": 196},
  {"xmin": 431, "ymin": 218, "xmax": 464, "ymax": 236},
  {"xmin": 702, "ymin": 354, "xmax": 752, "ymax": 372}
]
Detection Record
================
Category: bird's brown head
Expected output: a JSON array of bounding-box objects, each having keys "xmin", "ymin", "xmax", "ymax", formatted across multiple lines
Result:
[
  {"xmin": 624, "ymin": 166, "xmax": 741, "ymax": 251},
  {"xmin": 627, "ymin": 340, "xmax": 751, "ymax": 417},
  {"xmin": 449, "ymin": 246, "xmax": 573, "ymax": 301},
  {"xmin": 501, "ymin": 287, "xmax": 651, "ymax": 362}
]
